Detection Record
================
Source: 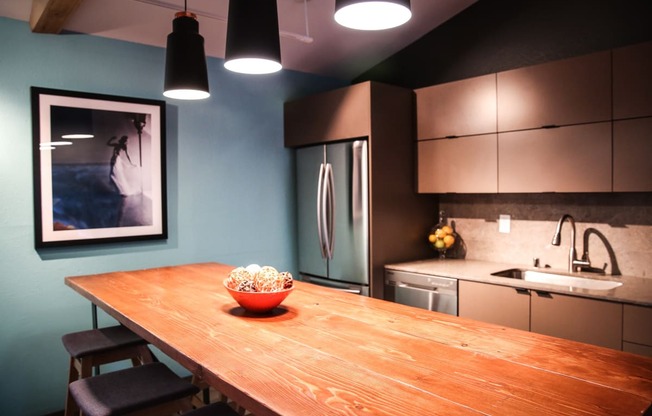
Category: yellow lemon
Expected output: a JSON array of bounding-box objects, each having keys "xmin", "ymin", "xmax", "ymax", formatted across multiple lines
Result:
[{"xmin": 435, "ymin": 228, "xmax": 447, "ymax": 239}]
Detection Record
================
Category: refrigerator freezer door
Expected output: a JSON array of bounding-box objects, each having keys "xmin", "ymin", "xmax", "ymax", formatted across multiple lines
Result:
[
  {"xmin": 327, "ymin": 140, "xmax": 369, "ymax": 286},
  {"xmin": 297, "ymin": 145, "xmax": 328, "ymax": 277}
]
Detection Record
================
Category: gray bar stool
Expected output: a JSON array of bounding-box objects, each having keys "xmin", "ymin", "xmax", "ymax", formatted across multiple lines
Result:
[
  {"xmin": 62, "ymin": 325, "xmax": 155, "ymax": 416},
  {"xmin": 68, "ymin": 362, "xmax": 199, "ymax": 416}
]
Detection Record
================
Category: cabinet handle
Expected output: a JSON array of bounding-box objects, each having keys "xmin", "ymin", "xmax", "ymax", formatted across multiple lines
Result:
[
  {"xmin": 541, "ymin": 124, "xmax": 560, "ymax": 129},
  {"xmin": 515, "ymin": 288, "xmax": 530, "ymax": 295},
  {"xmin": 535, "ymin": 290, "xmax": 553, "ymax": 298},
  {"xmin": 445, "ymin": 135, "xmax": 458, "ymax": 139}
]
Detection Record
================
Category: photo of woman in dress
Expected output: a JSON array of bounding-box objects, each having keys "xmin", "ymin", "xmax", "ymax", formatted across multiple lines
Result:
[{"xmin": 107, "ymin": 134, "xmax": 142, "ymax": 196}]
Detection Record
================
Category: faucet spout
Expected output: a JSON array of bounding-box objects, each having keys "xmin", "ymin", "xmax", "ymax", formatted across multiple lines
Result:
[{"xmin": 551, "ymin": 214, "xmax": 589, "ymax": 273}]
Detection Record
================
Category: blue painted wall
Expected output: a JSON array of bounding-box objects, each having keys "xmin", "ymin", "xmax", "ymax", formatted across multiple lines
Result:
[{"xmin": 0, "ymin": 17, "xmax": 346, "ymax": 415}]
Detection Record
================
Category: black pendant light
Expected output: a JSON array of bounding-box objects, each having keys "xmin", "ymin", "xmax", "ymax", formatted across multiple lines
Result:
[
  {"xmin": 51, "ymin": 106, "xmax": 94, "ymax": 139},
  {"xmin": 335, "ymin": 0, "xmax": 412, "ymax": 30},
  {"xmin": 224, "ymin": 0, "xmax": 282, "ymax": 75},
  {"xmin": 163, "ymin": 1, "xmax": 210, "ymax": 100}
]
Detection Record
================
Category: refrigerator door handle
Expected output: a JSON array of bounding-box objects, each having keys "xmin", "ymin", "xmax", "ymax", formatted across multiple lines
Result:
[
  {"xmin": 316, "ymin": 162, "xmax": 327, "ymax": 259},
  {"xmin": 323, "ymin": 163, "xmax": 335, "ymax": 259},
  {"xmin": 352, "ymin": 140, "xmax": 366, "ymax": 221}
]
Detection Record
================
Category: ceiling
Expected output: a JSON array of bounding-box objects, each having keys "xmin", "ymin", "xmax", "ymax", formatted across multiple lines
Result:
[{"xmin": 0, "ymin": 0, "xmax": 476, "ymax": 80}]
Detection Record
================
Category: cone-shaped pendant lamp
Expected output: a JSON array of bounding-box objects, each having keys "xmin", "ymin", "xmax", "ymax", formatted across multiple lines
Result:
[
  {"xmin": 164, "ymin": 10, "xmax": 210, "ymax": 100},
  {"xmin": 335, "ymin": 0, "xmax": 412, "ymax": 30},
  {"xmin": 224, "ymin": 0, "xmax": 282, "ymax": 75}
]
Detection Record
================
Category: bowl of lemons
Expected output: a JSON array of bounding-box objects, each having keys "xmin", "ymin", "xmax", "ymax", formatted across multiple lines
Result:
[{"xmin": 428, "ymin": 225, "xmax": 457, "ymax": 259}]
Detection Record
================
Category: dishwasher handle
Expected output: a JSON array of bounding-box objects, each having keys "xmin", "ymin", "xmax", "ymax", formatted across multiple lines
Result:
[{"xmin": 393, "ymin": 282, "xmax": 457, "ymax": 315}]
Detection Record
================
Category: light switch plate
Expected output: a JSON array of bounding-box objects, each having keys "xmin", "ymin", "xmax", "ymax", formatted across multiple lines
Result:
[{"xmin": 499, "ymin": 214, "xmax": 511, "ymax": 233}]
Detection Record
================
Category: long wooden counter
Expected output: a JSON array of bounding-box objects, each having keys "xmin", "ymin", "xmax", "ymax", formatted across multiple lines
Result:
[{"xmin": 65, "ymin": 262, "xmax": 652, "ymax": 415}]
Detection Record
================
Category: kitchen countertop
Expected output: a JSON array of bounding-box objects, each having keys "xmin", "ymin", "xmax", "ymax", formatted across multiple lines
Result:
[{"xmin": 385, "ymin": 258, "xmax": 652, "ymax": 307}]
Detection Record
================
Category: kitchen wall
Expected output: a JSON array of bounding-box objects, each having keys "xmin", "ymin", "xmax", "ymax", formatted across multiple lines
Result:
[
  {"xmin": 358, "ymin": 0, "xmax": 652, "ymax": 277},
  {"xmin": 0, "ymin": 17, "xmax": 346, "ymax": 416}
]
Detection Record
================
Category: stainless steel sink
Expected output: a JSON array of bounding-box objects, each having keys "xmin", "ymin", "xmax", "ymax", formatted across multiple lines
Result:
[{"xmin": 491, "ymin": 268, "xmax": 622, "ymax": 291}]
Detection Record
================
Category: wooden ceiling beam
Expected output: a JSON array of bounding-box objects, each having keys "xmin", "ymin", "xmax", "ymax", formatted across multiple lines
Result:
[{"xmin": 30, "ymin": 0, "xmax": 84, "ymax": 34}]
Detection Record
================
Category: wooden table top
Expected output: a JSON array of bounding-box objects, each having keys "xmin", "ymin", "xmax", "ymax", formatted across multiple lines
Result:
[{"xmin": 65, "ymin": 262, "xmax": 652, "ymax": 416}]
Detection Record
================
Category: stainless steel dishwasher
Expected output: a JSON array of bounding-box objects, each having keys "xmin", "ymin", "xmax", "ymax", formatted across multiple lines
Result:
[{"xmin": 384, "ymin": 269, "xmax": 458, "ymax": 316}]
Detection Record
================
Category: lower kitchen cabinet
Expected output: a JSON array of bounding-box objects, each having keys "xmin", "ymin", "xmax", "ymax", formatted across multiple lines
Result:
[
  {"xmin": 459, "ymin": 280, "xmax": 624, "ymax": 350},
  {"xmin": 623, "ymin": 304, "xmax": 652, "ymax": 358},
  {"xmin": 458, "ymin": 281, "xmax": 529, "ymax": 331},
  {"xmin": 530, "ymin": 291, "xmax": 622, "ymax": 350}
]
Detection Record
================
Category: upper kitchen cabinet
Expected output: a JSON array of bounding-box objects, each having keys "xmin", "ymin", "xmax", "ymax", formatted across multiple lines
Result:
[
  {"xmin": 497, "ymin": 51, "xmax": 611, "ymax": 131},
  {"xmin": 498, "ymin": 123, "xmax": 612, "ymax": 193},
  {"xmin": 613, "ymin": 41, "xmax": 652, "ymax": 120},
  {"xmin": 613, "ymin": 118, "xmax": 652, "ymax": 192},
  {"xmin": 418, "ymin": 134, "xmax": 498, "ymax": 193},
  {"xmin": 284, "ymin": 83, "xmax": 370, "ymax": 147},
  {"xmin": 415, "ymin": 74, "xmax": 497, "ymax": 140}
]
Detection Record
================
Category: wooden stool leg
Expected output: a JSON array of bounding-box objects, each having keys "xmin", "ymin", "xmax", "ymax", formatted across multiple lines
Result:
[
  {"xmin": 64, "ymin": 357, "xmax": 80, "ymax": 416},
  {"xmin": 136, "ymin": 345, "xmax": 155, "ymax": 364}
]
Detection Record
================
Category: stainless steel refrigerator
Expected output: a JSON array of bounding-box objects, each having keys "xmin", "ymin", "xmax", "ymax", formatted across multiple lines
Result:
[{"xmin": 296, "ymin": 140, "xmax": 370, "ymax": 295}]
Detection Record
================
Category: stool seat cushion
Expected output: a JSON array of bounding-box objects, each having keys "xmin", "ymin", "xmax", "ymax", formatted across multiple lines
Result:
[
  {"xmin": 62, "ymin": 325, "xmax": 147, "ymax": 358},
  {"xmin": 69, "ymin": 362, "xmax": 199, "ymax": 416},
  {"xmin": 184, "ymin": 402, "xmax": 240, "ymax": 416}
]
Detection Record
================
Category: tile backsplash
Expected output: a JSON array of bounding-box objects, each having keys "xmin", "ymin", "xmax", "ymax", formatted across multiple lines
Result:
[{"xmin": 438, "ymin": 193, "xmax": 652, "ymax": 278}]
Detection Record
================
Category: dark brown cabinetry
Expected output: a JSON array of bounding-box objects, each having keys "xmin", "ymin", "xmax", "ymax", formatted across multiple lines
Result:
[
  {"xmin": 415, "ymin": 74, "xmax": 498, "ymax": 193},
  {"xmin": 497, "ymin": 51, "xmax": 611, "ymax": 131},
  {"xmin": 419, "ymin": 42, "xmax": 652, "ymax": 194},
  {"xmin": 623, "ymin": 304, "xmax": 652, "ymax": 357},
  {"xmin": 416, "ymin": 74, "xmax": 497, "ymax": 139},
  {"xmin": 418, "ymin": 134, "xmax": 497, "ymax": 193},
  {"xmin": 498, "ymin": 123, "xmax": 612, "ymax": 193},
  {"xmin": 614, "ymin": 118, "xmax": 652, "ymax": 192},
  {"xmin": 459, "ymin": 280, "xmax": 624, "ymax": 351},
  {"xmin": 613, "ymin": 40, "xmax": 652, "ymax": 120},
  {"xmin": 458, "ymin": 280, "xmax": 529, "ymax": 331},
  {"xmin": 530, "ymin": 292, "xmax": 622, "ymax": 350},
  {"xmin": 612, "ymin": 41, "xmax": 652, "ymax": 193},
  {"xmin": 284, "ymin": 83, "xmax": 370, "ymax": 147}
]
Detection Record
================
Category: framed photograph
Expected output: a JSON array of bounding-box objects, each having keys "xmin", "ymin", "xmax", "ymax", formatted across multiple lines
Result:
[{"xmin": 31, "ymin": 87, "xmax": 167, "ymax": 248}]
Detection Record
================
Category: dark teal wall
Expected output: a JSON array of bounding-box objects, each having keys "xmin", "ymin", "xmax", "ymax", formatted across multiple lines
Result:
[
  {"xmin": 355, "ymin": 0, "xmax": 652, "ymax": 88},
  {"xmin": 0, "ymin": 16, "xmax": 346, "ymax": 415}
]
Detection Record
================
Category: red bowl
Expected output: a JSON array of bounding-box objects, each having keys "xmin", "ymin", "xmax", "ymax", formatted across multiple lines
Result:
[{"xmin": 223, "ymin": 280, "xmax": 293, "ymax": 313}]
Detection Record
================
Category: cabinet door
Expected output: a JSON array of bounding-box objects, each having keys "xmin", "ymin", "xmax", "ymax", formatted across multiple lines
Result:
[
  {"xmin": 418, "ymin": 134, "xmax": 498, "ymax": 193},
  {"xmin": 498, "ymin": 123, "xmax": 611, "ymax": 193},
  {"xmin": 416, "ymin": 74, "xmax": 497, "ymax": 139},
  {"xmin": 284, "ymin": 83, "xmax": 371, "ymax": 147},
  {"xmin": 458, "ymin": 281, "xmax": 530, "ymax": 331},
  {"xmin": 623, "ymin": 304, "xmax": 652, "ymax": 355},
  {"xmin": 497, "ymin": 51, "xmax": 611, "ymax": 131},
  {"xmin": 613, "ymin": 41, "xmax": 652, "ymax": 119},
  {"xmin": 613, "ymin": 118, "xmax": 652, "ymax": 192},
  {"xmin": 531, "ymin": 292, "xmax": 622, "ymax": 350}
]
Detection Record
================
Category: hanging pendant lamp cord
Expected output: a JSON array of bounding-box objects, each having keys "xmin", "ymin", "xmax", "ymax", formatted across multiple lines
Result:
[
  {"xmin": 303, "ymin": 0, "xmax": 310, "ymax": 38},
  {"xmin": 184, "ymin": 0, "xmax": 187, "ymax": 12}
]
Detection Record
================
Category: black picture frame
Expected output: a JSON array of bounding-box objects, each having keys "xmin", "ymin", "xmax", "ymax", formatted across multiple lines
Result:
[{"xmin": 31, "ymin": 87, "xmax": 167, "ymax": 248}]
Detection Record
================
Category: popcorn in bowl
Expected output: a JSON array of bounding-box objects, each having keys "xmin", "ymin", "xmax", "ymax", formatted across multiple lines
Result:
[{"xmin": 224, "ymin": 264, "xmax": 294, "ymax": 313}]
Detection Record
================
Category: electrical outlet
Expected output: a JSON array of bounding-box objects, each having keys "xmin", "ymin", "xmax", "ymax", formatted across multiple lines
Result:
[{"xmin": 499, "ymin": 214, "xmax": 511, "ymax": 233}]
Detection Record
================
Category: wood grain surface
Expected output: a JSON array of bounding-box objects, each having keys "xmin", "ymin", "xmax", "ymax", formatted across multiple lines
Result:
[{"xmin": 65, "ymin": 262, "xmax": 652, "ymax": 415}]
